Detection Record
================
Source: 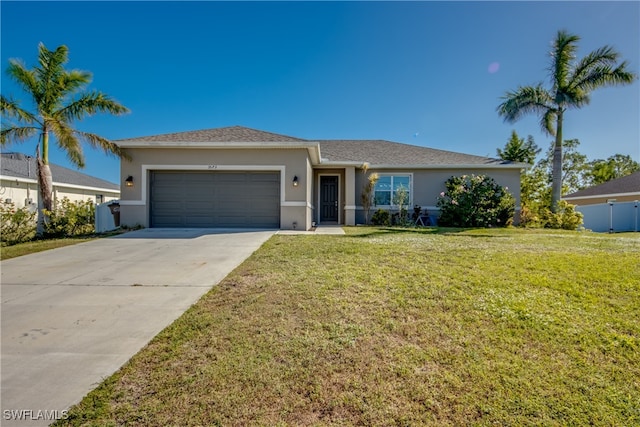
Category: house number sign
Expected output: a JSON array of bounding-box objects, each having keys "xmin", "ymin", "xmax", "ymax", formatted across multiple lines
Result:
[{"xmin": 207, "ymin": 165, "xmax": 218, "ymax": 169}]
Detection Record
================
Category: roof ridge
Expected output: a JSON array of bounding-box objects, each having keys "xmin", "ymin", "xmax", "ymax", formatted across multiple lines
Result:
[{"xmin": 116, "ymin": 125, "xmax": 306, "ymax": 142}]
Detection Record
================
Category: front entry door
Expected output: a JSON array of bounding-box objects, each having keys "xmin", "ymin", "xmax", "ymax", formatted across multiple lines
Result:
[{"xmin": 320, "ymin": 176, "xmax": 339, "ymax": 223}]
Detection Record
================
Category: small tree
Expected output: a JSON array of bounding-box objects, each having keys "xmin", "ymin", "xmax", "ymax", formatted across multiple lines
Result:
[
  {"xmin": 497, "ymin": 130, "xmax": 540, "ymax": 165},
  {"xmin": 360, "ymin": 172, "xmax": 379, "ymax": 224},
  {"xmin": 437, "ymin": 175, "xmax": 515, "ymax": 228},
  {"xmin": 588, "ymin": 154, "xmax": 640, "ymax": 185},
  {"xmin": 392, "ymin": 184, "xmax": 410, "ymax": 226}
]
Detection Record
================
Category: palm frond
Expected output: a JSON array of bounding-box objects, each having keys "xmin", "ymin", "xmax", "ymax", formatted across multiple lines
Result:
[
  {"xmin": 75, "ymin": 130, "xmax": 132, "ymax": 161},
  {"xmin": 570, "ymin": 46, "xmax": 618, "ymax": 85},
  {"xmin": 497, "ymin": 85, "xmax": 553, "ymax": 124},
  {"xmin": 0, "ymin": 126, "xmax": 39, "ymax": 146},
  {"xmin": 550, "ymin": 30, "xmax": 580, "ymax": 91},
  {"xmin": 60, "ymin": 69, "xmax": 92, "ymax": 96},
  {"xmin": 0, "ymin": 95, "xmax": 39, "ymax": 124},
  {"xmin": 47, "ymin": 119, "xmax": 84, "ymax": 167},
  {"xmin": 6, "ymin": 59, "xmax": 40, "ymax": 101},
  {"xmin": 572, "ymin": 62, "xmax": 638, "ymax": 93},
  {"xmin": 541, "ymin": 109, "xmax": 557, "ymax": 136},
  {"xmin": 57, "ymin": 91, "xmax": 130, "ymax": 122},
  {"xmin": 35, "ymin": 44, "xmax": 72, "ymax": 114}
]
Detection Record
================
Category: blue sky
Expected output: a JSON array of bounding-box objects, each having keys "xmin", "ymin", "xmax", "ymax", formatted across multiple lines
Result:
[{"xmin": 2, "ymin": 1, "xmax": 638, "ymax": 185}]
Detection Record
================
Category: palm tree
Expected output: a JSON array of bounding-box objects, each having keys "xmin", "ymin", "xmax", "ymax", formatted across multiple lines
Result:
[
  {"xmin": 1, "ymin": 43, "xmax": 129, "ymax": 234},
  {"xmin": 497, "ymin": 30, "xmax": 636, "ymax": 211}
]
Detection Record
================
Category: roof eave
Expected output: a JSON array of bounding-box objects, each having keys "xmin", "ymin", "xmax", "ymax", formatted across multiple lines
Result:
[
  {"xmin": 117, "ymin": 140, "xmax": 316, "ymax": 149},
  {"xmin": 356, "ymin": 163, "xmax": 527, "ymax": 170},
  {"xmin": 0, "ymin": 175, "xmax": 120, "ymax": 192},
  {"xmin": 563, "ymin": 191, "xmax": 640, "ymax": 201}
]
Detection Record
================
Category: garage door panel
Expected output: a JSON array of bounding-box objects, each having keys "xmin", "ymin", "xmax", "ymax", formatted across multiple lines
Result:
[{"xmin": 150, "ymin": 171, "xmax": 280, "ymax": 228}]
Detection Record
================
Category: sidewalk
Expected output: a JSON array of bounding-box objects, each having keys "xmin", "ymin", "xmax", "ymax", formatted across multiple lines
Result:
[{"xmin": 276, "ymin": 225, "xmax": 345, "ymax": 235}]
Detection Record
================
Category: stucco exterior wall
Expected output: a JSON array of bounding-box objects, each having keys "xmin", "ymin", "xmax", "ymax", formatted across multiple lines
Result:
[
  {"xmin": 120, "ymin": 147, "xmax": 313, "ymax": 229},
  {"xmin": 354, "ymin": 168, "xmax": 522, "ymax": 224},
  {"xmin": 0, "ymin": 178, "xmax": 120, "ymax": 210}
]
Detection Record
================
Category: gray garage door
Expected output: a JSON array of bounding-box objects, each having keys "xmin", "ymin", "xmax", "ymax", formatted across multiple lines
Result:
[{"xmin": 150, "ymin": 171, "xmax": 280, "ymax": 228}]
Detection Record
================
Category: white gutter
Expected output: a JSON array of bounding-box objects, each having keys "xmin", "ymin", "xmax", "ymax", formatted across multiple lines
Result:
[{"xmin": 563, "ymin": 191, "xmax": 640, "ymax": 201}]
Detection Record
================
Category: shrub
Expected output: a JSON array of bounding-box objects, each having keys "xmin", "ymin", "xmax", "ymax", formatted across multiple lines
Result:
[
  {"xmin": 539, "ymin": 201, "xmax": 583, "ymax": 230},
  {"xmin": 0, "ymin": 201, "xmax": 36, "ymax": 246},
  {"xmin": 371, "ymin": 209, "xmax": 391, "ymax": 226},
  {"xmin": 518, "ymin": 205, "xmax": 544, "ymax": 228},
  {"xmin": 43, "ymin": 198, "xmax": 96, "ymax": 238},
  {"xmin": 361, "ymin": 173, "xmax": 379, "ymax": 224},
  {"xmin": 392, "ymin": 185, "xmax": 410, "ymax": 226},
  {"xmin": 519, "ymin": 200, "xmax": 583, "ymax": 230},
  {"xmin": 437, "ymin": 174, "xmax": 515, "ymax": 228}
]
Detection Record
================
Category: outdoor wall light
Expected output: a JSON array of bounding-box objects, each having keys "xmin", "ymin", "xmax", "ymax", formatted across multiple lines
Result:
[
  {"xmin": 293, "ymin": 175, "xmax": 299, "ymax": 187},
  {"xmin": 125, "ymin": 176, "xmax": 134, "ymax": 187}
]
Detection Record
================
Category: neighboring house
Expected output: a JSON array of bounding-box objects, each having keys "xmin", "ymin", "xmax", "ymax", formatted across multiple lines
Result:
[
  {"xmin": 563, "ymin": 171, "xmax": 640, "ymax": 205},
  {"xmin": 0, "ymin": 152, "xmax": 120, "ymax": 210},
  {"xmin": 116, "ymin": 126, "xmax": 525, "ymax": 230},
  {"xmin": 564, "ymin": 171, "xmax": 640, "ymax": 233}
]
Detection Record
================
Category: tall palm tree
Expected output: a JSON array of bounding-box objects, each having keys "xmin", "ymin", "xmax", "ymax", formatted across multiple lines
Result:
[
  {"xmin": 1, "ymin": 43, "xmax": 129, "ymax": 234},
  {"xmin": 497, "ymin": 30, "xmax": 636, "ymax": 211}
]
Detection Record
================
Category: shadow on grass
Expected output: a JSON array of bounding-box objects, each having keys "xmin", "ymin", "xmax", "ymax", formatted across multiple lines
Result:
[{"xmin": 344, "ymin": 226, "xmax": 517, "ymax": 239}]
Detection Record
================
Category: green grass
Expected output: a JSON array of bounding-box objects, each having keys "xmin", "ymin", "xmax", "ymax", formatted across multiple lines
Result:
[
  {"xmin": 0, "ymin": 229, "xmax": 129, "ymax": 260},
  {"xmin": 55, "ymin": 228, "xmax": 640, "ymax": 426},
  {"xmin": 0, "ymin": 237, "xmax": 96, "ymax": 260}
]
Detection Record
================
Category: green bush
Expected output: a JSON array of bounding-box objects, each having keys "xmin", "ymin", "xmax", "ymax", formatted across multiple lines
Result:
[
  {"xmin": 437, "ymin": 174, "xmax": 515, "ymax": 228},
  {"xmin": 0, "ymin": 201, "xmax": 37, "ymax": 246},
  {"xmin": 392, "ymin": 185, "xmax": 411, "ymax": 226},
  {"xmin": 371, "ymin": 209, "xmax": 391, "ymax": 226},
  {"xmin": 539, "ymin": 201, "xmax": 583, "ymax": 230},
  {"xmin": 43, "ymin": 198, "xmax": 96, "ymax": 238},
  {"xmin": 519, "ymin": 201, "xmax": 583, "ymax": 230}
]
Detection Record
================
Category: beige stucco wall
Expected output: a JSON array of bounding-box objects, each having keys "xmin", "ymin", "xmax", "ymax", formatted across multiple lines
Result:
[
  {"xmin": 120, "ymin": 147, "xmax": 313, "ymax": 230},
  {"xmin": 0, "ymin": 178, "xmax": 120, "ymax": 211},
  {"xmin": 353, "ymin": 168, "xmax": 523, "ymax": 224}
]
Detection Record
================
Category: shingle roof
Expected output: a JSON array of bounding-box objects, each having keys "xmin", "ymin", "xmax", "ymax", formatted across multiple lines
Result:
[
  {"xmin": 117, "ymin": 125, "xmax": 306, "ymax": 143},
  {"xmin": 317, "ymin": 139, "xmax": 513, "ymax": 166},
  {"xmin": 564, "ymin": 171, "xmax": 640, "ymax": 198},
  {"xmin": 117, "ymin": 126, "xmax": 521, "ymax": 168},
  {"xmin": 1, "ymin": 152, "xmax": 120, "ymax": 191}
]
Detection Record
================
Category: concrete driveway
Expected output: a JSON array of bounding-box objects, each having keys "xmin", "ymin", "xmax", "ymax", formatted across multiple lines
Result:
[{"xmin": 1, "ymin": 228, "xmax": 275, "ymax": 426}]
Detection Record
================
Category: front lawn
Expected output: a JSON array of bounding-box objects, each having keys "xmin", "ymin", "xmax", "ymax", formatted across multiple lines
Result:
[{"xmin": 57, "ymin": 228, "xmax": 640, "ymax": 426}]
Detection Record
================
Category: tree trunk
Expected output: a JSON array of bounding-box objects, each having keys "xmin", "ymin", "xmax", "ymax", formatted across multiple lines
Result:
[
  {"xmin": 551, "ymin": 111, "xmax": 563, "ymax": 213},
  {"xmin": 36, "ymin": 132, "xmax": 53, "ymax": 237}
]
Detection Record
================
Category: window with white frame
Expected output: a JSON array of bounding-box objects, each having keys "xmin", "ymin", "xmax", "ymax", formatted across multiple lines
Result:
[{"xmin": 373, "ymin": 175, "xmax": 411, "ymax": 206}]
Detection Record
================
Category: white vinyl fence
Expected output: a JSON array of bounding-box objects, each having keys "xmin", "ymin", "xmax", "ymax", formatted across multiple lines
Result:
[
  {"xmin": 576, "ymin": 201, "xmax": 639, "ymax": 233},
  {"xmin": 95, "ymin": 200, "xmax": 120, "ymax": 233}
]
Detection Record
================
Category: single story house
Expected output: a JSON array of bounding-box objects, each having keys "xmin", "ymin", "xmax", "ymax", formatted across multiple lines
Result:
[
  {"xmin": 563, "ymin": 171, "xmax": 640, "ymax": 206},
  {"xmin": 0, "ymin": 152, "xmax": 120, "ymax": 210},
  {"xmin": 117, "ymin": 126, "xmax": 525, "ymax": 230}
]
